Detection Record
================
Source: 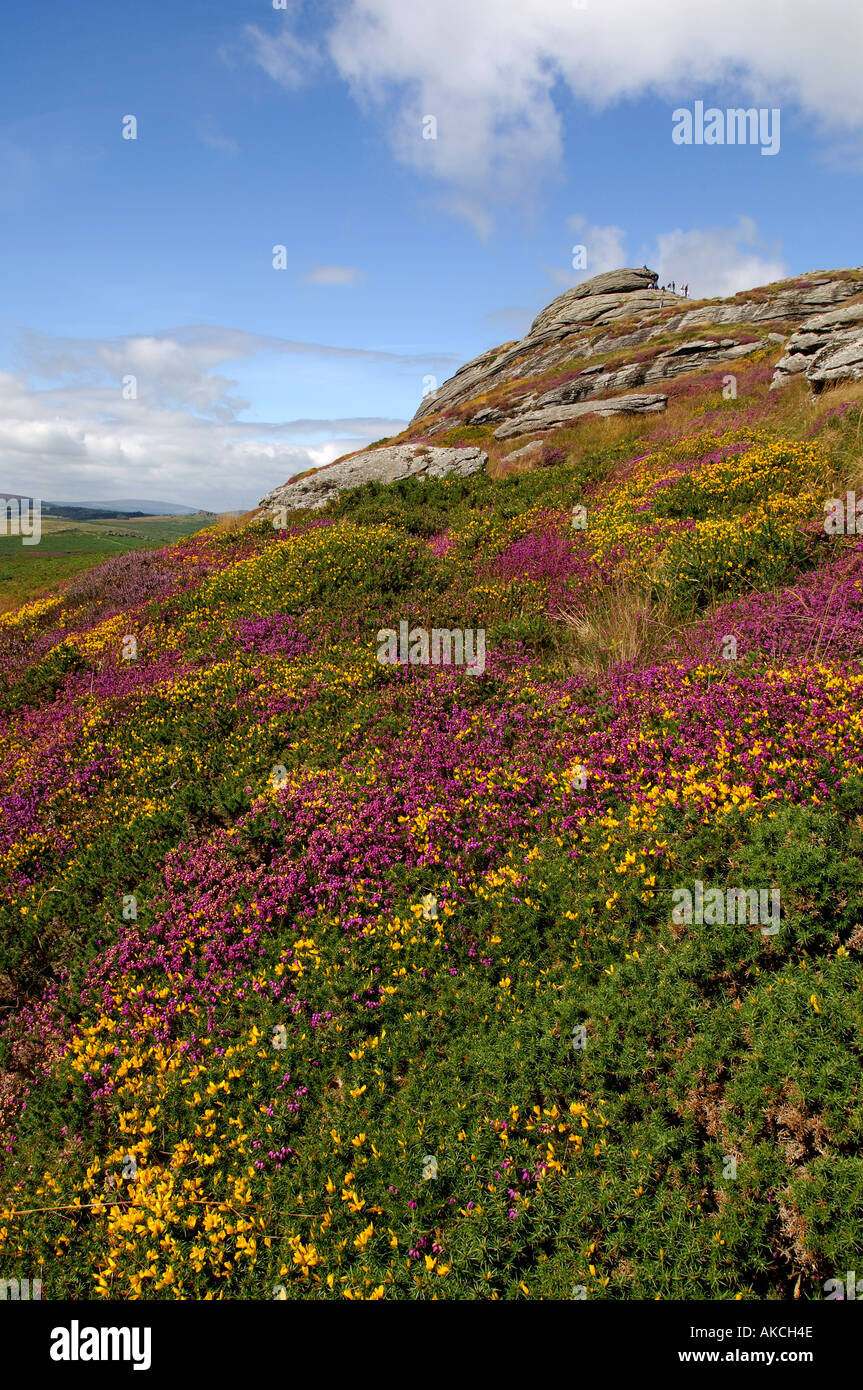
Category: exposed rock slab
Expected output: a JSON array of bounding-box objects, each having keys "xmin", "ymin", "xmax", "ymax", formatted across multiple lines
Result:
[
  {"xmin": 259, "ymin": 444, "xmax": 487, "ymax": 511},
  {"xmin": 526, "ymin": 340, "xmax": 756, "ymax": 412},
  {"xmin": 680, "ymin": 277, "xmax": 861, "ymax": 332},
  {"xmin": 528, "ymin": 268, "xmax": 665, "ymax": 330},
  {"xmin": 500, "ymin": 440, "xmax": 545, "ymax": 462},
  {"xmin": 770, "ymin": 296, "xmax": 863, "ymax": 390},
  {"xmin": 493, "ymin": 392, "xmax": 667, "ymax": 440}
]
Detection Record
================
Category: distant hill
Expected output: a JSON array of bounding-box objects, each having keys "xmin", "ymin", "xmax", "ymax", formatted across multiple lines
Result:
[
  {"xmin": 51, "ymin": 498, "xmax": 201, "ymax": 515},
  {"xmin": 1, "ymin": 495, "xmax": 139, "ymax": 522},
  {"xmin": 2, "ymin": 495, "xmax": 205, "ymax": 520}
]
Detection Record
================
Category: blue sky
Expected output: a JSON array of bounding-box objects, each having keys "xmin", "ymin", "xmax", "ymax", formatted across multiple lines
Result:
[{"xmin": 1, "ymin": 0, "xmax": 862, "ymax": 509}]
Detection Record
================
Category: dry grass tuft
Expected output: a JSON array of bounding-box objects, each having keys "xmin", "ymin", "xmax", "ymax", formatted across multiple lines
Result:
[
  {"xmin": 557, "ymin": 585, "xmax": 679, "ymax": 675},
  {"xmin": 209, "ymin": 510, "xmax": 250, "ymax": 535}
]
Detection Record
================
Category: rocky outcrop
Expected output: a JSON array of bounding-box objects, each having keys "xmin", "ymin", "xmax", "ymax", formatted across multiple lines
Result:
[
  {"xmin": 493, "ymin": 392, "xmax": 668, "ymax": 440},
  {"xmin": 259, "ymin": 265, "xmax": 863, "ymax": 512},
  {"xmin": 678, "ymin": 276, "xmax": 862, "ymax": 333},
  {"xmin": 464, "ymin": 338, "xmax": 756, "ymax": 433},
  {"xmin": 411, "ymin": 268, "xmax": 675, "ymax": 427},
  {"xmin": 259, "ymin": 444, "xmax": 487, "ymax": 512},
  {"xmin": 528, "ymin": 268, "xmax": 661, "ymax": 335},
  {"xmin": 411, "ymin": 268, "xmax": 863, "ymax": 431},
  {"xmin": 770, "ymin": 297, "xmax": 863, "ymax": 391}
]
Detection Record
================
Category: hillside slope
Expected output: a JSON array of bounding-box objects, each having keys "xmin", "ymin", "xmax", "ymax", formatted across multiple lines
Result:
[{"xmin": 3, "ymin": 268, "xmax": 863, "ymax": 1301}]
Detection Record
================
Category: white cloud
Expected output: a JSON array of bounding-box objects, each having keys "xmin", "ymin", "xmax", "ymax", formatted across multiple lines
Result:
[
  {"xmin": 540, "ymin": 213, "xmax": 785, "ymax": 299},
  {"xmin": 569, "ymin": 216, "xmax": 627, "ymax": 277},
  {"xmin": 241, "ymin": 20, "xmax": 321, "ymax": 89},
  {"xmin": 650, "ymin": 216, "xmax": 786, "ymax": 297},
  {"xmin": 0, "ymin": 328, "xmax": 455, "ymax": 509},
  {"xmin": 299, "ymin": 265, "xmax": 367, "ymax": 286},
  {"xmin": 248, "ymin": 0, "xmax": 863, "ymax": 221},
  {"xmin": 546, "ymin": 215, "xmax": 628, "ymax": 287},
  {"xmin": 0, "ymin": 382, "xmax": 405, "ymax": 511},
  {"xmin": 196, "ymin": 119, "xmax": 240, "ymax": 156},
  {"xmin": 19, "ymin": 325, "xmax": 453, "ymax": 393}
]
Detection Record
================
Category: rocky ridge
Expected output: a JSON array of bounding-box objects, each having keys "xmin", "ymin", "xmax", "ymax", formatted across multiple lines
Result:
[{"xmin": 259, "ymin": 265, "xmax": 863, "ymax": 511}]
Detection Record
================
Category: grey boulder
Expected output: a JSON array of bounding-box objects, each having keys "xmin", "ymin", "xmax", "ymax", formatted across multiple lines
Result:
[
  {"xmin": 770, "ymin": 294, "xmax": 863, "ymax": 390},
  {"xmin": 493, "ymin": 392, "xmax": 667, "ymax": 440},
  {"xmin": 259, "ymin": 443, "xmax": 487, "ymax": 512}
]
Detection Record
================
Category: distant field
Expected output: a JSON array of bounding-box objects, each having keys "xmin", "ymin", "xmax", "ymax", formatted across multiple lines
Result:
[{"xmin": 0, "ymin": 514, "xmax": 213, "ymax": 612}]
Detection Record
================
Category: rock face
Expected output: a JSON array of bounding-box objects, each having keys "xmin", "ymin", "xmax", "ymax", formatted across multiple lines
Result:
[
  {"xmin": 500, "ymin": 440, "xmax": 545, "ymax": 463},
  {"xmin": 412, "ymin": 268, "xmax": 678, "ymax": 427},
  {"xmin": 259, "ymin": 444, "xmax": 487, "ymax": 512},
  {"xmin": 493, "ymin": 392, "xmax": 668, "ymax": 440},
  {"xmin": 528, "ymin": 267, "xmax": 660, "ymax": 335},
  {"xmin": 502, "ymin": 339, "xmax": 755, "ymax": 421},
  {"xmin": 258, "ymin": 265, "xmax": 863, "ymax": 512},
  {"xmin": 770, "ymin": 297, "xmax": 863, "ymax": 391},
  {"xmin": 410, "ymin": 267, "xmax": 863, "ymax": 431}
]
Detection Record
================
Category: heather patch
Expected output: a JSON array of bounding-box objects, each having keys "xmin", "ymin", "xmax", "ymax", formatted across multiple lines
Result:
[{"xmin": 1, "ymin": 413, "xmax": 863, "ymax": 1302}]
